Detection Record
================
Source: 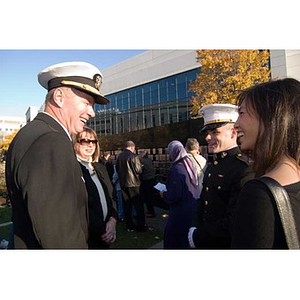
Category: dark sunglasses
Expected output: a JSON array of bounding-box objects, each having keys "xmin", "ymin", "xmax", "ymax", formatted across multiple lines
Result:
[{"xmin": 77, "ymin": 138, "xmax": 97, "ymax": 146}]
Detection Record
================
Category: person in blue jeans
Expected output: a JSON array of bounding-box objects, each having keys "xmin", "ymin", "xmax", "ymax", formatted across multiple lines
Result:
[
  {"xmin": 112, "ymin": 164, "xmax": 124, "ymax": 221},
  {"xmin": 0, "ymin": 234, "xmax": 9, "ymax": 249}
]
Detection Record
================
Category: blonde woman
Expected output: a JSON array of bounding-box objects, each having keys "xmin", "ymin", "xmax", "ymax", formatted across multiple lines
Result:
[{"xmin": 73, "ymin": 127, "xmax": 117, "ymax": 249}]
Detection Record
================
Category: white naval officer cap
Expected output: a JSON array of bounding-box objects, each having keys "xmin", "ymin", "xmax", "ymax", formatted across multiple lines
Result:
[
  {"xmin": 198, "ymin": 104, "xmax": 238, "ymax": 132},
  {"xmin": 38, "ymin": 61, "xmax": 109, "ymax": 105}
]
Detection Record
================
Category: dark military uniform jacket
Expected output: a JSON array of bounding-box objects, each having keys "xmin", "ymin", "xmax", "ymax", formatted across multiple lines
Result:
[
  {"xmin": 5, "ymin": 113, "xmax": 89, "ymax": 249},
  {"xmin": 192, "ymin": 146, "xmax": 254, "ymax": 249}
]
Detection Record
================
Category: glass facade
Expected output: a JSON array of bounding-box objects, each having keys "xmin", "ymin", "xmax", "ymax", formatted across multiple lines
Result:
[{"xmin": 87, "ymin": 68, "xmax": 199, "ymax": 136}]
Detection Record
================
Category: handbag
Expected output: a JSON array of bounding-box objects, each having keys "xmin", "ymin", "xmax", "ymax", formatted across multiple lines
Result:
[{"xmin": 259, "ymin": 177, "xmax": 300, "ymax": 249}]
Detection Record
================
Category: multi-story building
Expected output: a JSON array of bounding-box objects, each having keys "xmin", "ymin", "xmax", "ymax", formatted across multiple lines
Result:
[
  {"xmin": 87, "ymin": 49, "xmax": 300, "ymax": 137},
  {"xmin": 0, "ymin": 116, "xmax": 26, "ymax": 141},
  {"xmin": 88, "ymin": 50, "xmax": 200, "ymax": 136},
  {"xmin": 25, "ymin": 106, "xmax": 40, "ymax": 123}
]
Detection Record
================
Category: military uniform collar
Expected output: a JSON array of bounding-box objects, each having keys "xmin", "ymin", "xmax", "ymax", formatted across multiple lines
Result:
[{"xmin": 214, "ymin": 146, "xmax": 241, "ymax": 161}]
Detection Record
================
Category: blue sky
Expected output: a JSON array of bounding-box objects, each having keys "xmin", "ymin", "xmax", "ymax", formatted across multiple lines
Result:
[{"xmin": 0, "ymin": 50, "xmax": 146, "ymax": 118}]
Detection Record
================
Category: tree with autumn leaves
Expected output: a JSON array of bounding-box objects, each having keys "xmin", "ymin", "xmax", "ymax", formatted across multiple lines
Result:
[
  {"xmin": 0, "ymin": 131, "xmax": 18, "ymax": 159},
  {"xmin": 189, "ymin": 50, "xmax": 271, "ymax": 116}
]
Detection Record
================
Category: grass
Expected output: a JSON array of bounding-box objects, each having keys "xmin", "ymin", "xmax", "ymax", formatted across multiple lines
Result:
[
  {"xmin": 0, "ymin": 206, "xmax": 12, "ymax": 241},
  {"xmin": 0, "ymin": 204, "xmax": 166, "ymax": 249},
  {"xmin": 0, "ymin": 162, "xmax": 6, "ymax": 194},
  {"xmin": 0, "ymin": 162, "xmax": 167, "ymax": 249},
  {"xmin": 110, "ymin": 221, "xmax": 164, "ymax": 249}
]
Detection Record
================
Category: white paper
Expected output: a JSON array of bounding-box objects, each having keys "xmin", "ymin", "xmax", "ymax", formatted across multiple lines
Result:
[{"xmin": 154, "ymin": 182, "xmax": 167, "ymax": 192}]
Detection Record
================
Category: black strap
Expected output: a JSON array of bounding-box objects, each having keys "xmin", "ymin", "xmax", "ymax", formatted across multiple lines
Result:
[
  {"xmin": 190, "ymin": 154, "xmax": 203, "ymax": 171},
  {"xmin": 258, "ymin": 177, "xmax": 300, "ymax": 249}
]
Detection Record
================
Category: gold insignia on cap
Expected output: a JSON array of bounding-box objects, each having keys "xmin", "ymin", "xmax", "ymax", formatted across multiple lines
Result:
[
  {"xmin": 204, "ymin": 118, "xmax": 234, "ymax": 126},
  {"xmin": 93, "ymin": 74, "xmax": 102, "ymax": 91},
  {"xmin": 61, "ymin": 80, "xmax": 100, "ymax": 96}
]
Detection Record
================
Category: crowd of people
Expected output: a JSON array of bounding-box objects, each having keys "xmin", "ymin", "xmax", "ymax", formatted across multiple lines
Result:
[{"xmin": 3, "ymin": 60, "xmax": 300, "ymax": 250}]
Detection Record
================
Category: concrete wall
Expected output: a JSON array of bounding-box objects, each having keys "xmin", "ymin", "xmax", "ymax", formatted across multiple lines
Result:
[
  {"xmin": 101, "ymin": 50, "xmax": 200, "ymax": 94},
  {"xmin": 270, "ymin": 49, "xmax": 300, "ymax": 80},
  {"xmin": 102, "ymin": 49, "xmax": 300, "ymax": 96}
]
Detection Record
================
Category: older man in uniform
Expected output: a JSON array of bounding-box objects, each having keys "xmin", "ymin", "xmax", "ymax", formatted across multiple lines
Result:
[
  {"xmin": 188, "ymin": 104, "xmax": 253, "ymax": 249},
  {"xmin": 6, "ymin": 61, "xmax": 109, "ymax": 249}
]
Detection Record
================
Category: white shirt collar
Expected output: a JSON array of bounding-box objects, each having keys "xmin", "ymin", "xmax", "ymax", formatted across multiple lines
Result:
[{"xmin": 41, "ymin": 112, "xmax": 72, "ymax": 141}]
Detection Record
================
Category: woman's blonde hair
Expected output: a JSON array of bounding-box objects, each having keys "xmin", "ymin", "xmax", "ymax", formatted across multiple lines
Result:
[{"xmin": 72, "ymin": 126, "xmax": 100, "ymax": 162}]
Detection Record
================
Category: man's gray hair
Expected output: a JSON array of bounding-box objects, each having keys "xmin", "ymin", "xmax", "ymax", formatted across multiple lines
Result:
[
  {"xmin": 125, "ymin": 140, "xmax": 135, "ymax": 148},
  {"xmin": 185, "ymin": 138, "xmax": 200, "ymax": 152}
]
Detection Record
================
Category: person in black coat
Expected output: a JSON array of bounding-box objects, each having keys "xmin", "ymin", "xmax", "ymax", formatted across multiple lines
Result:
[
  {"xmin": 5, "ymin": 61, "xmax": 109, "ymax": 249},
  {"xmin": 99, "ymin": 151, "xmax": 114, "ymax": 182},
  {"xmin": 116, "ymin": 141, "xmax": 145, "ymax": 232},
  {"xmin": 188, "ymin": 104, "xmax": 254, "ymax": 249},
  {"xmin": 73, "ymin": 127, "xmax": 118, "ymax": 249},
  {"xmin": 139, "ymin": 150, "xmax": 157, "ymax": 218}
]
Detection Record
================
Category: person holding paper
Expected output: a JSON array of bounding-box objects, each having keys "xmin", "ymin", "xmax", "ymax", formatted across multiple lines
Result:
[{"xmin": 160, "ymin": 140, "xmax": 200, "ymax": 249}]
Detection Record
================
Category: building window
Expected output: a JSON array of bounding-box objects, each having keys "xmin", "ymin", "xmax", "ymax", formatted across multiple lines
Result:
[
  {"xmin": 161, "ymin": 113, "xmax": 165, "ymax": 125},
  {"xmin": 152, "ymin": 115, "xmax": 156, "ymax": 127},
  {"xmin": 87, "ymin": 68, "xmax": 199, "ymax": 136}
]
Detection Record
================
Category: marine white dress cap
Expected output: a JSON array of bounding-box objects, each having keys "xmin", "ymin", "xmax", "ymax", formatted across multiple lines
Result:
[
  {"xmin": 198, "ymin": 104, "xmax": 238, "ymax": 131},
  {"xmin": 38, "ymin": 61, "xmax": 109, "ymax": 105}
]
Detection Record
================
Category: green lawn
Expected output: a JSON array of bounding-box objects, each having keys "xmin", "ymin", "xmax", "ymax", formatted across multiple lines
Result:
[
  {"xmin": 0, "ymin": 205, "xmax": 166, "ymax": 249},
  {"xmin": 0, "ymin": 206, "xmax": 12, "ymax": 241},
  {"xmin": 1, "ymin": 162, "xmax": 166, "ymax": 249},
  {"xmin": 110, "ymin": 221, "xmax": 163, "ymax": 249}
]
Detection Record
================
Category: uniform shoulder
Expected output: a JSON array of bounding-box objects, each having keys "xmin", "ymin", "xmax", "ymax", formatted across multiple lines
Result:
[{"xmin": 235, "ymin": 153, "xmax": 251, "ymax": 166}]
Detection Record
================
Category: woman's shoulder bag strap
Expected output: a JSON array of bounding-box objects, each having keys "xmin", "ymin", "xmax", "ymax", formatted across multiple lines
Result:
[{"xmin": 258, "ymin": 176, "xmax": 300, "ymax": 249}]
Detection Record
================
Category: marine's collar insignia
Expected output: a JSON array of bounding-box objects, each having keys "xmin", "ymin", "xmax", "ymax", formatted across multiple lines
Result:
[{"xmin": 221, "ymin": 152, "xmax": 228, "ymax": 159}]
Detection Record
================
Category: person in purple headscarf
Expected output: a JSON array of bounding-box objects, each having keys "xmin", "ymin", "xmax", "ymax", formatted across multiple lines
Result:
[{"xmin": 160, "ymin": 140, "xmax": 200, "ymax": 249}]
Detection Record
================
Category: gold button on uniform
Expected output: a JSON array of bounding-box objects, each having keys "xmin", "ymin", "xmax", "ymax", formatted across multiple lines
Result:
[
  {"xmin": 214, "ymin": 161, "xmax": 218, "ymax": 165},
  {"xmin": 206, "ymin": 187, "xmax": 209, "ymax": 191},
  {"xmin": 218, "ymin": 186, "xmax": 221, "ymax": 190},
  {"xmin": 205, "ymin": 201, "xmax": 208, "ymax": 206}
]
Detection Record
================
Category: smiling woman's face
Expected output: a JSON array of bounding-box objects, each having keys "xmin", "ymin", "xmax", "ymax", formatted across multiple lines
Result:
[
  {"xmin": 235, "ymin": 101, "xmax": 260, "ymax": 151},
  {"xmin": 74, "ymin": 131, "xmax": 97, "ymax": 160}
]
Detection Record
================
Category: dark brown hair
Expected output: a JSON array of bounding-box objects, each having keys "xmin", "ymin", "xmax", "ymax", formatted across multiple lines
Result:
[{"xmin": 236, "ymin": 78, "xmax": 300, "ymax": 177}]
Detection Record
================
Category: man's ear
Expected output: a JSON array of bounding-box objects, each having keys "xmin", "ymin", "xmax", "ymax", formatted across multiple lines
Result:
[
  {"xmin": 53, "ymin": 88, "xmax": 65, "ymax": 108},
  {"xmin": 231, "ymin": 126, "xmax": 238, "ymax": 139}
]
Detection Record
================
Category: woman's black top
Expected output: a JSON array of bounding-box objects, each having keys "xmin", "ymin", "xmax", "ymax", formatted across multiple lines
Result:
[{"xmin": 232, "ymin": 179, "xmax": 300, "ymax": 249}]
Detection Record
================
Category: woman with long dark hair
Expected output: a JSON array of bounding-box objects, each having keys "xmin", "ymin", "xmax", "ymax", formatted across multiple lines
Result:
[{"xmin": 232, "ymin": 78, "xmax": 300, "ymax": 249}]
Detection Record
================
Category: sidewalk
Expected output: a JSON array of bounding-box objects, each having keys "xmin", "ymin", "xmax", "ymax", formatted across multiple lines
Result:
[
  {"xmin": 145, "ymin": 207, "xmax": 168, "ymax": 249},
  {"xmin": 150, "ymin": 240, "xmax": 164, "ymax": 249}
]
